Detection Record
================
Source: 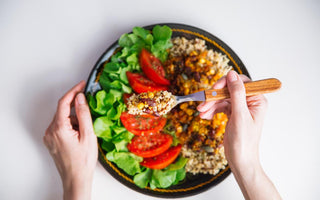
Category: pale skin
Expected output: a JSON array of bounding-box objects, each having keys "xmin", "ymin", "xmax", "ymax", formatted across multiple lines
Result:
[
  {"xmin": 43, "ymin": 81, "xmax": 98, "ymax": 200},
  {"xmin": 44, "ymin": 71, "xmax": 281, "ymax": 200},
  {"xmin": 198, "ymin": 70, "xmax": 281, "ymax": 200}
]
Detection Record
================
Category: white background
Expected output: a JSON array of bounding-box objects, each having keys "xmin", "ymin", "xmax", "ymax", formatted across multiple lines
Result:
[{"xmin": 1, "ymin": 0, "xmax": 319, "ymax": 199}]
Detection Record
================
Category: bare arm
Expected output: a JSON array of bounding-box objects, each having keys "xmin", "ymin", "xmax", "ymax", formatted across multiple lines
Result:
[
  {"xmin": 198, "ymin": 71, "xmax": 281, "ymax": 200},
  {"xmin": 231, "ymin": 161, "xmax": 280, "ymax": 200}
]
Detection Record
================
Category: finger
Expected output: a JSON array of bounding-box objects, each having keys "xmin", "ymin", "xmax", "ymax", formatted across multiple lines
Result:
[
  {"xmin": 239, "ymin": 74, "xmax": 251, "ymax": 83},
  {"xmin": 197, "ymin": 77, "xmax": 227, "ymax": 112},
  {"xmin": 75, "ymin": 93, "xmax": 94, "ymax": 141},
  {"xmin": 199, "ymin": 105, "xmax": 215, "ymax": 120},
  {"xmin": 199, "ymin": 101, "xmax": 230, "ymax": 119},
  {"xmin": 238, "ymin": 75, "xmax": 267, "ymax": 121},
  {"xmin": 247, "ymin": 94, "xmax": 268, "ymax": 122},
  {"xmin": 213, "ymin": 100, "xmax": 231, "ymax": 114},
  {"xmin": 56, "ymin": 81, "xmax": 86, "ymax": 122},
  {"xmin": 212, "ymin": 107, "xmax": 231, "ymax": 116},
  {"xmin": 213, "ymin": 76, "xmax": 227, "ymax": 89},
  {"xmin": 197, "ymin": 101, "xmax": 216, "ymax": 112},
  {"xmin": 226, "ymin": 71, "xmax": 248, "ymax": 115},
  {"xmin": 213, "ymin": 74, "xmax": 250, "ymax": 89},
  {"xmin": 198, "ymin": 73, "xmax": 250, "ymax": 112}
]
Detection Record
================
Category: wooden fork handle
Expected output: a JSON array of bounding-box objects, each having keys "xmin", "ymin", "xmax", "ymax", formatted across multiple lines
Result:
[{"xmin": 205, "ymin": 78, "xmax": 282, "ymax": 101}]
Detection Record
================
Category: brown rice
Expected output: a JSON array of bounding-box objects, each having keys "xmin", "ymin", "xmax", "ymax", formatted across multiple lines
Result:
[{"xmin": 166, "ymin": 37, "xmax": 232, "ymax": 175}]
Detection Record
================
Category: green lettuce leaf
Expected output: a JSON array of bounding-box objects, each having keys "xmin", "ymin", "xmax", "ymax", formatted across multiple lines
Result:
[
  {"xmin": 152, "ymin": 25, "xmax": 172, "ymax": 42},
  {"xmin": 103, "ymin": 62, "xmax": 121, "ymax": 74},
  {"xmin": 152, "ymin": 40, "xmax": 173, "ymax": 52},
  {"xmin": 112, "ymin": 126, "xmax": 127, "ymax": 135},
  {"xmin": 87, "ymin": 93, "xmax": 98, "ymax": 116},
  {"xmin": 99, "ymin": 72, "xmax": 112, "ymax": 92},
  {"xmin": 119, "ymin": 68, "xmax": 129, "ymax": 84},
  {"xmin": 93, "ymin": 116, "xmax": 113, "ymax": 141},
  {"xmin": 151, "ymin": 38, "xmax": 172, "ymax": 62},
  {"xmin": 133, "ymin": 27, "xmax": 150, "ymax": 41},
  {"xmin": 173, "ymin": 168, "xmax": 186, "ymax": 185},
  {"xmin": 113, "ymin": 140, "xmax": 129, "ymax": 152},
  {"xmin": 87, "ymin": 90, "xmax": 107, "ymax": 115},
  {"xmin": 101, "ymin": 140, "xmax": 115, "ymax": 152},
  {"xmin": 106, "ymin": 151, "xmax": 143, "ymax": 176},
  {"xmin": 167, "ymin": 157, "xmax": 188, "ymax": 171},
  {"xmin": 112, "ymin": 131, "xmax": 134, "ymax": 142},
  {"xmin": 150, "ymin": 169, "xmax": 177, "ymax": 189},
  {"xmin": 119, "ymin": 33, "xmax": 134, "ymax": 47},
  {"xmin": 134, "ymin": 168, "xmax": 152, "ymax": 188},
  {"xmin": 149, "ymin": 167, "xmax": 186, "ymax": 189},
  {"xmin": 118, "ymin": 47, "xmax": 129, "ymax": 59},
  {"xmin": 126, "ymin": 52, "xmax": 138, "ymax": 65},
  {"xmin": 120, "ymin": 82, "xmax": 132, "ymax": 93},
  {"xmin": 89, "ymin": 25, "xmax": 186, "ymax": 189},
  {"xmin": 128, "ymin": 34, "xmax": 140, "ymax": 45},
  {"xmin": 109, "ymin": 89, "xmax": 123, "ymax": 101}
]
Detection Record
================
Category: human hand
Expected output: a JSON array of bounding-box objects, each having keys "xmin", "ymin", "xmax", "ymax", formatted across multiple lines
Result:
[
  {"xmin": 197, "ymin": 71, "xmax": 268, "ymax": 171},
  {"xmin": 43, "ymin": 81, "xmax": 98, "ymax": 200},
  {"xmin": 197, "ymin": 71, "xmax": 282, "ymax": 199}
]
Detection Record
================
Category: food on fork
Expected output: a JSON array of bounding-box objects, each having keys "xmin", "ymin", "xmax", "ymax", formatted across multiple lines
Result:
[{"xmin": 127, "ymin": 91, "xmax": 176, "ymax": 116}]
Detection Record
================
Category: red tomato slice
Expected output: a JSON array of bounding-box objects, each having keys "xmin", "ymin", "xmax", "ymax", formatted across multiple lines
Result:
[
  {"xmin": 140, "ymin": 49, "xmax": 170, "ymax": 86},
  {"xmin": 140, "ymin": 145, "xmax": 182, "ymax": 169},
  {"xmin": 123, "ymin": 93, "xmax": 133, "ymax": 104},
  {"xmin": 120, "ymin": 112, "xmax": 167, "ymax": 135},
  {"xmin": 126, "ymin": 71, "xmax": 168, "ymax": 93},
  {"xmin": 127, "ymin": 133, "xmax": 173, "ymax": 158}
]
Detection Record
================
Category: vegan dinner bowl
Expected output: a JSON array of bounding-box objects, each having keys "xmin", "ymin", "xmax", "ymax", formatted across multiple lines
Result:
[{"xmin": 85, "ymin": 23, "xmax": 249, "ymax": 198}]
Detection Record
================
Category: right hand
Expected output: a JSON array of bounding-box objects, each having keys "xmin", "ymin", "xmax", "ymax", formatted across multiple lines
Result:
[
  {"xmin": 197, "ymin": 71, "xmax": 268, "ymax": 170},
  {"xmin": 198, "ymin": 71, "xmax": 282, "ymax": 200}
]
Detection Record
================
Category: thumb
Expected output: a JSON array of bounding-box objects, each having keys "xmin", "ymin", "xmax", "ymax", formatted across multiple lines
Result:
[
  {"xmin": 227, "ymin": 71, "xmax": 248, "ymax": 115},
  {"xmin": 75, "ymin": 93, "xmax": 94, "ymax": 140}
]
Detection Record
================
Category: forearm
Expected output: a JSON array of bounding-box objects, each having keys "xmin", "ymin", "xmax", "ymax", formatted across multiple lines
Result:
[
  {"xmin": 230, "ymin": 162, "xmax": 281, "ymax": 200},
  {"xmin": 63, "ymin": 175, "xmax": 93, "ymax": 200}
]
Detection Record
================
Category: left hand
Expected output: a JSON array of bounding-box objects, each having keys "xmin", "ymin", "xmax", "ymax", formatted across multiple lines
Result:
[{"xmin": 43, "ymin": 81, "xmax": 98, "ymax": 200}]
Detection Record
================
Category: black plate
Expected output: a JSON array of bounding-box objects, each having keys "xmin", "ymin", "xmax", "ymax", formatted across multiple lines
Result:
[{"xmin": 85, "ymin": 23, "xmax": 249, "ymax": 198}]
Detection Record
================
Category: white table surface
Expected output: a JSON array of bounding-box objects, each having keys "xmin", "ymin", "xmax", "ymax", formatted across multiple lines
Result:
[{"xmin": 1, "ymin": 0, "xmax": 320, "ymax": 199}]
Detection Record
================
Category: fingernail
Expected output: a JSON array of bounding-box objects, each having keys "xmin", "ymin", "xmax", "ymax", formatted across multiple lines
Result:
[
  {"xmin": 77, "ymin": 93, "xmax": 86, "ymax": 104},
  {"xmin": 228, "ymin": 71, "xmax": 238, "ymax": 82}
]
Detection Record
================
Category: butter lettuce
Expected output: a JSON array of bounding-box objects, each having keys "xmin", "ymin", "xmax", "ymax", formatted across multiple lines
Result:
[
  {"xmin": 133, "ymin": 158, "xmax": 187, "ymax": 189},
  {"xmin": 149, "ymin": 168, "xmax": 186, "ymax": 189},
  {"xmin": 101, "ymin": 140, "xmax": 115, "ymax": 152},
  {"xmin": 107, "ymin": 151, "xmax": 143, "ymax": 176},
  {"xmin": 133, "ymin": 168, "xmax": 152, "ymax": 188},
  {"xmin": 167, "ymin": 157, "xmax": 188, "ymax": 171},
  {"xmin": 88, "ymin": 26, "xmax": 187, "ymax": 189},
  {"xmin": 93, "ymin": 116, "xmax": 113, "ymax": 141},
  {"xmin": 152, "ymin": 25, "xmax": 172, "ymax": 42}
]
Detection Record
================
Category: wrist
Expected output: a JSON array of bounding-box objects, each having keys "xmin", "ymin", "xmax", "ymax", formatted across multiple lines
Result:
[
  {"xmin": 229, "ymin": 159, "xmax": 281, "ymax": 200},
  {"xmin": 62, "ymin": 174, "xmax": 93, "ymax": 200},
  {"xmin": 230, "ymin": 160, "xmax": 265, "ymax": 199},
  {"xmin": 230, "ymin": 159, "xmax": 263, "ymax": 180}
]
